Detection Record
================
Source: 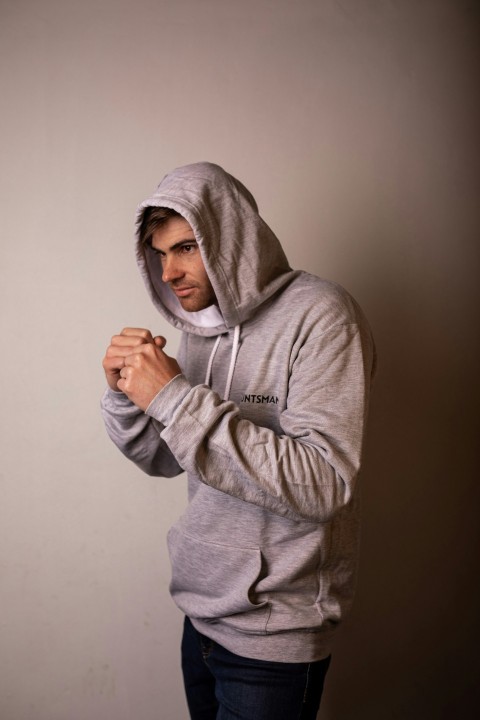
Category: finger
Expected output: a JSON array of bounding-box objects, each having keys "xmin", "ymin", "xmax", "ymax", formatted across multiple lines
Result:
[
  {"xmin": 119, "ymin": 366, "xmax": 133, "ymax": 379},
  {"xmin": 110, "ymin": 334, "xmax": 151, "ymax": 348},
  {"xmin": 120, "ymin": 327, "xmax": 154, "ymax": 342},
  {"xmin": 106, "ymin": 344, "xmax": 140, "ymax": 359},
  {"xmin": 154, "ymin": 336, "xmax": 167, "ymax": 349},
  {"xmin": 124, "ymin": 346, "xmax": 151, "ymax": 366},
  {"xmin": 124, "ymin": 342, "xmax": 164, "ymax": 366},
  {"xmin": 116, "ymin": 377, "xmax": 126, "ymax": 393},
  {"xmin": 103, "ymin": 355, "xmax": 126, "ymax": 372}
]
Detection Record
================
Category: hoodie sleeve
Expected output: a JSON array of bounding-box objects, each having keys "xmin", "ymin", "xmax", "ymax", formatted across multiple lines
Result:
[
  {"xmin": 100, "ymin": 387, "xmax": 183, "ymax": 478},
  {"xmin": 144, "ymin": 321, "xmax": 374, "ymax": 523}
]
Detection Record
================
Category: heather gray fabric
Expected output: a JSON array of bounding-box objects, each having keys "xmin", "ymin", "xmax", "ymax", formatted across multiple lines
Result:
[{"xmin": 101, "ymin": 162, "xmax": 375, "ymax": 662}]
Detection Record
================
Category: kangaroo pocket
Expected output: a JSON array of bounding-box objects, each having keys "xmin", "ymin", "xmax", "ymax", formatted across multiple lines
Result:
[{"xmin": 167, "ymin": 525, "xmax": 268, "ymax": 627}]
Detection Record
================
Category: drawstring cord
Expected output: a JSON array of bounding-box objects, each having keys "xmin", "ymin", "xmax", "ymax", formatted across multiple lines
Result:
[
  {"xmin": 204, "ymin": 335, "xmax": 221, "ymax": 388},
  {"xmin": 224, "ymin": 324, "xmax": 240, "ymax": 401},
  {"xmin": 204, "ymin": 325, "xmax": 241, "ymax": 400}
]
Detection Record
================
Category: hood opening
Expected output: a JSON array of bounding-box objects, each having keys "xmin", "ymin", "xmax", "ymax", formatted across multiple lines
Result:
[{"xmin": 135, "ymin": 162, "xmax": 295, "ymax": 337}]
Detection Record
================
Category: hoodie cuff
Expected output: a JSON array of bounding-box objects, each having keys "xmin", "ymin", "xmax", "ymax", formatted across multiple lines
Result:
[
  {"xmin": 145, "ymin": 374, "xmax": 192, "ymax": 426},
  {"xmin": 102, "ymin": 386, "xmax": 131, "ymax": 406}
]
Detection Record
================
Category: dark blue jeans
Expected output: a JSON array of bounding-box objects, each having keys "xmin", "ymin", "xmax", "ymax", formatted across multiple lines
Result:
[{"xmin": 181, "ymin": 617, "xmax": 331, "ymax": 720}]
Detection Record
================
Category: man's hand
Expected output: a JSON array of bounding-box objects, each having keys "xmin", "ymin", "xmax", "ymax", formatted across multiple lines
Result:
[{"xmin": 102, "ymin": 327, "xmax": 181, "ymax": 410}]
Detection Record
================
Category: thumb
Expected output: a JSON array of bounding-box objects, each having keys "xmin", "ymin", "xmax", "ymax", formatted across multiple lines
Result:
[{"xmin": 154, "ymin": 335, "xmax": 167, "ymax": 349}]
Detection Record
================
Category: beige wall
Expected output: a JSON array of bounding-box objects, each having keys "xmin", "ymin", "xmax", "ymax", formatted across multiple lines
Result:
[{"xmin": 1, "ymin": 1, "xmax": 478, "ymax": 718}]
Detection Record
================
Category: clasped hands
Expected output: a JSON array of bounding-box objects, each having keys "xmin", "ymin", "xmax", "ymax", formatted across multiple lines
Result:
[{"xmin": 102, "ymin": 327, "xmax": 181, "ymax": 411}]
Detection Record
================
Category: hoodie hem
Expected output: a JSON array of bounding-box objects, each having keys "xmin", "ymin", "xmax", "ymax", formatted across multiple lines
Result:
[{"xmin": 189, "ymin": 617, "xmax": 334, "ymax": 663}]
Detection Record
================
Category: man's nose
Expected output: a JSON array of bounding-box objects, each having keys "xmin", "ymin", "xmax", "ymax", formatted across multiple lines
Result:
[{"xmin": 161, "ymin": 255, "xmax": 184, "ymax": 283}]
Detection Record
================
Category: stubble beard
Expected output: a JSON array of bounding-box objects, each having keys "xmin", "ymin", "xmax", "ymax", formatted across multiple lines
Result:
[{"xmin": 176, "ymin": 286, "xmax": 217, "ymax": 313}]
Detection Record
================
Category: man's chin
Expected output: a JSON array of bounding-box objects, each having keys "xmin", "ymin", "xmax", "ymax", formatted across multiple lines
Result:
[
  {"xmin": 179, "ymin": 297, "xmax": 216, "ymax": 313},
  {"xmin": 179, "ymin": 298, "xmax": 209, "ymax": 313}
]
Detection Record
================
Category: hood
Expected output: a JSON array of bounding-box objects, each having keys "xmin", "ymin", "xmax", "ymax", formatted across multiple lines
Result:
[{"xmin": 135, "ymin": 162, "xmax": 294, "ymax": 337}]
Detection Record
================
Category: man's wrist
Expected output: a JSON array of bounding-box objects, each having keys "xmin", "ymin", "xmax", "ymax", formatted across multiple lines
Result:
[{"xmin": 145, "ymin": 374, "xmax": 191, "ymax": 425}]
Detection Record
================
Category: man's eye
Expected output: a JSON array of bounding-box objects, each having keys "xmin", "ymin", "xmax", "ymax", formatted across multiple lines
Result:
[{"xmin": 180, "ymin": 244, "xmax": 196, "ymax": 254}]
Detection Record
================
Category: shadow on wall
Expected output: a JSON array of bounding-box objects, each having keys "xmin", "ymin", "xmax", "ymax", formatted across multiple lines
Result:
[{"xmin": 319, "ymin": 233, "xmax": 480, "ymax": 719}]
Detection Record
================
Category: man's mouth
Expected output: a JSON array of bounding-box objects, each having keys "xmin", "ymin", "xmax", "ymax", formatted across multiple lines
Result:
[{"xmin": 172, "ymin": 286, "xmax": 195, "ymax": 297}]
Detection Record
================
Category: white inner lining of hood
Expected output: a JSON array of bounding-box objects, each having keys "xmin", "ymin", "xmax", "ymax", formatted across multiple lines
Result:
[{"xmin": 158, "ymin": 282, "xmax": 225, "ymax": 328}]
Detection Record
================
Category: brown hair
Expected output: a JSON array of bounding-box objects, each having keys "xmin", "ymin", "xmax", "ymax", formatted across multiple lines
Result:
[{"xmin": 139, "ymin": 206, "xmax": 182, "ymax": 247}]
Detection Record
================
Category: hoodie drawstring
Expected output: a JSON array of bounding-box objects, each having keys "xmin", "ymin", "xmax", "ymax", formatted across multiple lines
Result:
[
  {"xmin": 204, "ymin": 335, "xmax": 221, "ymax": 388},
  {"xmin": 224, "ymin": 324, "xmax": 241, "ymax": 401},
  {"xmin": 204, "ymin": 325, "xmax": 241, "ymax": 401}
]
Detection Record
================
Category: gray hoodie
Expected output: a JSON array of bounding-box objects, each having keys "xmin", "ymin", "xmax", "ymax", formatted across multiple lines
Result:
[{"xmin": 101, "ymin": 162, "xmax": 375, "ymax": 662}]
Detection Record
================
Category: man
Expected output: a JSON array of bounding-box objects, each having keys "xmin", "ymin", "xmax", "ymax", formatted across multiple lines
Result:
[{"xmin": 101, "ymin": 162, "xmax": 375, "ymax": 719}]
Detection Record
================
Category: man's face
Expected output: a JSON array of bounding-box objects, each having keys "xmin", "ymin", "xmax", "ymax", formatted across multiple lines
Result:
[{"xmin": 151, "ymin": 216, "xmax": 216, "ymax": 312}]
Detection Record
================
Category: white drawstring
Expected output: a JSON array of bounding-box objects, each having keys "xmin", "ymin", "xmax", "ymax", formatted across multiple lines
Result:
[
  {"xmin": 204, "ymin": 334, "xmax": 222, "ymax": 387},
  {"xmin": 224, "ymin": 324, "xmax": 241, "ymax": 401},
  {"xmin": 204, "ymin": 325, "xmax": 241, "ymax": 400}
]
